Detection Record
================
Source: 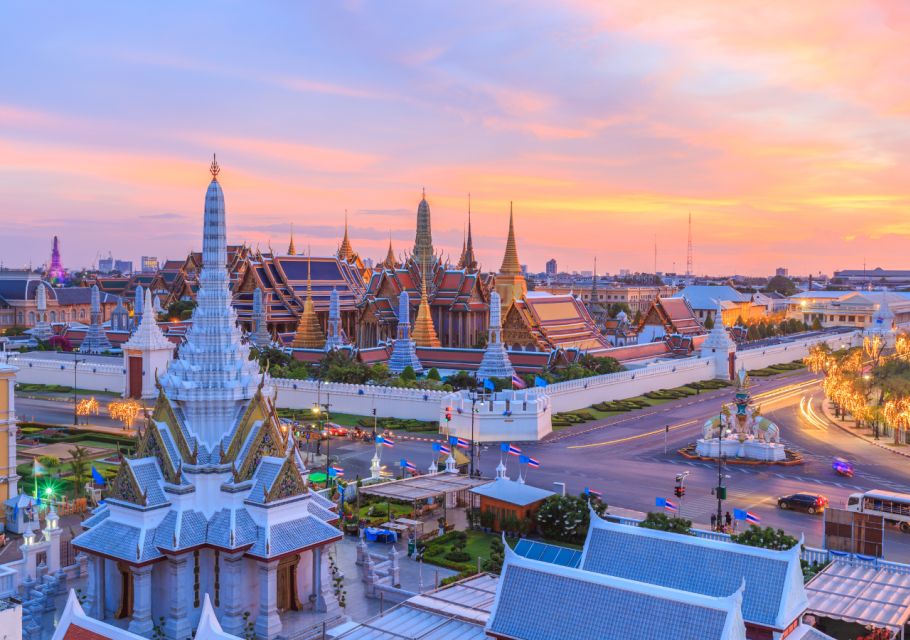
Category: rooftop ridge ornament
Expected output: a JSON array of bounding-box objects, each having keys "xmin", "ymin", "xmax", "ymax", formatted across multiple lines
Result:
[{"xmin": 209, "ymin": 154, "xmax": 220, "ymax": 180}]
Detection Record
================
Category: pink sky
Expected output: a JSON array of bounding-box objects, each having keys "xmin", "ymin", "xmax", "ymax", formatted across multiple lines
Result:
[{"xmin": 2, "ymin": 2, "xmax": 909, "ymax": 276}]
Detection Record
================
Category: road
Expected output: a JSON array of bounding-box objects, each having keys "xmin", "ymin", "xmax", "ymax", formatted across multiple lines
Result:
[
  {"xmin": 326, "ymin": 371, "xmax": 910, "ymax": 562},
  {"xmin": 15, "ymin": 372, "xmax": 910, "ymax": 561}
]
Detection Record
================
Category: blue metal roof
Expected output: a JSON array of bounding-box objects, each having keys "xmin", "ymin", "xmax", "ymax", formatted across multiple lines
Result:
[{"xmin": 513, "ymin": 539, "xmax": 581, "ymax": 568}]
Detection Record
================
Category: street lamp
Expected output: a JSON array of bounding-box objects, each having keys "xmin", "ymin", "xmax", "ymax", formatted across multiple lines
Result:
[{"xmin": 312, "ymin": 393, "xmax": 331, "ymax": 486}]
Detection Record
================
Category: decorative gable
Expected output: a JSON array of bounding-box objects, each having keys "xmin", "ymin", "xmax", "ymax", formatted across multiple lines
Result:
[
  {"xmin": 136, "ymin": 423, "xmax": 178, "ymax": 483},
  {"xmin": 264, "ymin": 454, "xmax": 308, "ymax": 503},
  {"xmin": 109, "ymin": 459, "xmax": 147, "ymax": 506}
]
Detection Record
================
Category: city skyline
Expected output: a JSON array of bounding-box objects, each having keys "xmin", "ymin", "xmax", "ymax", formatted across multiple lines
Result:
[{"xmin": 3, "ymin": 2, "xmax": 909, "ymax": 275}]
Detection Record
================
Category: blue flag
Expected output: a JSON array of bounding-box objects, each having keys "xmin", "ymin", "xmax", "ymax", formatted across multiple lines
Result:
[
  {"xmin": 534, "ymin": 375, "xmax": 549, "ymax": 388},
  {"xmin": 655, "ymin": 497, "xmax": 667, "ymax": 508},
  {"xmin": 733, "ymin": 509, "xmax": 747, "ymax": 521},
  {"xmin": 432, "ymin": 442, "xmax": 441, "ymax": 452},
  {"xmin": 519, "ymin": 455, "xmax": 529, "ymax": 464},
  {"xmin": 91, "ymin": 466, "xmax": 106, "ymax": 486},
  {"xmin": 483, "ymin": 378, "xmax": 495, "ymax": 391},
  {"xmin": 500, "ymin": 443, "xmax": 510, "ymax": 453},
  {"xmin": 449, "ymin": 436, "xmax": 458, "ymax": 446}
]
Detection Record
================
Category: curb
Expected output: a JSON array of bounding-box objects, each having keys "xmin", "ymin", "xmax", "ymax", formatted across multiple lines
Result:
[{"xmin": 819, "ymin": 401, "xmax": 910, "ymax": 460}]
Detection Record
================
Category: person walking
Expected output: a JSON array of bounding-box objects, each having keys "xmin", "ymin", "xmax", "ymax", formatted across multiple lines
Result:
[
  {"xmin": 710, "ymin": 513, "xmax": 718, "ymax": 531},
  {"xmin": 724, "ymin": 511, "xmax": 732, "ymax": 531}
]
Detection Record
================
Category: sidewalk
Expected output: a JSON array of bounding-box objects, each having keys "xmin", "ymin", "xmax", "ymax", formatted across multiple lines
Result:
[{"xmin": 819, "ymin": 398, "xmax": 910, "ymax": 459}]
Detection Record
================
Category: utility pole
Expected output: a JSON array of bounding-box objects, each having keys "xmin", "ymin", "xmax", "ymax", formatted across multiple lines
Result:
[{"xmin": 714, "ymin": 413, "xmax": 727, "ymax": 531}]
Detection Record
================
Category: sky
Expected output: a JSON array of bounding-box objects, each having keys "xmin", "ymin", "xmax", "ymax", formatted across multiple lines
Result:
[{"xmin": 2, "ymin": 1, "xmax": 909, "ymax": 277}]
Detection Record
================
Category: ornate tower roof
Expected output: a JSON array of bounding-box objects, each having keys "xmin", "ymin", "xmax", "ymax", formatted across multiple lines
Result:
[
  {"xmin": 383, "ymin": 233, "xmax": 399, "ymax": 269},
  {"xmin": 412, "ymin": 189, "xmax": 434, "ymax": 268},
  {"xmin": 463, "ymin": 198, "xmax": 478, "ymax": 272},
  {"xmin": 287, "ymin": 224, "xmax": 297, "ymax": 256},
  {"xmin": 79, "ymin": 285, "xmax": 112, "ymax": 354},
  {"xmin": 124, "ymin": 288, "xmax": 172, "ymax": 351},
  {"xmin": 159, "ymin": 157, "xmax": 262, "ymax": 449},
  {"xmin": 250, "ymin": 287, "xmax": 272, "ymax": 348},
  {"xmin": 411, "ymin": 264, "xmax": 441, "ymax": 348},
  {"xmin": 388, "ymin": 290, "xmax": 422, "ymax": 373},
  {"xmin": 499, "ymin": 202, "xmax": 522, "ymax": 276},
  {"xmin": 48, "ymin": 235, "xmax": 65, "ymax": 281},
  {"xmin": 291, "ymin": 254, "xmax": 326, "ymax": 349},
  {"xmin": 324, "ymin": 287, "xmax": 344, "ymax": 351},
  {"xmin": 338, "ymin": 211, "xmax": 356, "ymax": 262},
  {"xmin": 477, "ymin": 289, "xmax": 515, "ymax": 379}
]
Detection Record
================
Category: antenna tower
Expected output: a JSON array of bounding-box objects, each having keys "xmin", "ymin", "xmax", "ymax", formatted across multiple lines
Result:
[{"xmin": 685, "ymin": 212, "xmax": 693, "ymax": 278}]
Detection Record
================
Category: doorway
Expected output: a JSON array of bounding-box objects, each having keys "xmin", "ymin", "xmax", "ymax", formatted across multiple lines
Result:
[
  {"xmin": 115, "ymin": 563, "xmax": 133, "ymax": 619},
  {"xmin": 276, "ymin": 555, "xmax": 300, "ymax": 612}
]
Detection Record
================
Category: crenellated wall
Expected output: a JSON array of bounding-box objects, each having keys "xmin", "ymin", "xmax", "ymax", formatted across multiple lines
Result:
[
  {"xmin": 272, "ymin": 378, "xmax": 449, "ymax": 421},
  {"xmin": 0, "ymin": 352, "xmax": 124, "ymax": 394}
]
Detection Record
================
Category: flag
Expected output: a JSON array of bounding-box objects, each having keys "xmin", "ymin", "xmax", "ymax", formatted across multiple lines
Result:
[
  {"xmin": 381, "ymin": 435, "xmax": 395, "ymax": 448},
  {"xmin": 519, "ymin": 455, "xmax": 529, "ymax": 464},
  {"xmin": 527, "ymin": 457, "xmax": 540, "ymax": 468},
  {"xmin": 483, "ymin": 378, "xmax": 495, "ymax": 391},
  {"xmin": 432, "ymin": 442, "xmax": 441, "ymax": 452},
  {"xmin": 329, "ymin": 466, "xmax": 344, "ymax": 478},
  {"xmin": 438, "ymin": 444, "xmax": 451, "ymax": 455},
  {"xmin": 455, "ymin": 437, "xmax": 469, "ymax": 449},
  {"xmin": 91, "ymin": 466, "xmax": 106, "ymax": 486},
  {"xmin": 655, "ymin": 497, "xmax": 667, "ymax": 508},
  {"xmin": 511, "ymin": 373, "xmax": 526, "ymax": 389},
  {"xmin": 733, "ymin": 508, "xmax": 747, "ymax": 521},
  {"xmin": 33, "ymin": 458, "xmax": 44, "ymax": 477},
  {"xmin": 585, "ymin": 487, "xmax": 602, "ymax": 498},
  {"xmin": 401, "ymin": 459, "xmax": 417, "ymax": 472},
  {"xmin": 508, "ymin": 444, "xmax": 522, "ymax": 457},
  {"xmin": 534, "ymin": 375, "xmax": 549, "ymax": 388},
  {"xmin": 664, "ymin": 499, "xmax": 679, "ymax": 513},
  {"xmin": 745, "ymin": 511, "xmax": 761, "ymax": 525},
  {"xmin": 500, "ymin": 443, "xmax": 510, "ymax": 453}
]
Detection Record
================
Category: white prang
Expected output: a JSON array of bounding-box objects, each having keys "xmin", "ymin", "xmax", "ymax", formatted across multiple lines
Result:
[
  {"xmin": 477, "ymin": 289, "xmax": 515, "ymax": 380},
  {"xmin": 159, "ymin": 173, "xmax": 263, "ymax": 450}
]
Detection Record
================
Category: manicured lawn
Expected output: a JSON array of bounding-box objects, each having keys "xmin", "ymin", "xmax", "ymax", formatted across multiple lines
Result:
[
  {"xmin": 357, "ymin": 501, "xmax": 415, "ymax": 524},
  {"xmin": 423, "ymin": 530, "xmax": 504, "ymax": 568}
]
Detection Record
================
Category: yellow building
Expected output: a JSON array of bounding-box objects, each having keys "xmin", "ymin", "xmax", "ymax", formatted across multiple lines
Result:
[{"xmin": 0, "ymin": 363, "xmax": 18, "ymax": 505}]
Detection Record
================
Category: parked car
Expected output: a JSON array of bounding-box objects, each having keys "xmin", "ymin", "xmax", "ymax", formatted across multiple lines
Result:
[{"xmin": 777, "ymin": 493, "xmax": 828, "ymax": 514}]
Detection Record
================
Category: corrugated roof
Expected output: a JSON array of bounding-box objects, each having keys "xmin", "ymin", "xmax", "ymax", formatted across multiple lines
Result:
[{"xmin": 469, "ymin": 478, "xmax": 554, "ymax": 506}]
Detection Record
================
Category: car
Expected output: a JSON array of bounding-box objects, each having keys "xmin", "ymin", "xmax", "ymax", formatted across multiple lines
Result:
[{"xmin": 778, "ymin": 493, "xmax": 828, "ymax": 515}]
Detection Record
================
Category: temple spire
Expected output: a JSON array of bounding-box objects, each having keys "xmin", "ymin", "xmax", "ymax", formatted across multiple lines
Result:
[
  {"xmin": 338, "ymin": 210, "xmax": 355, "ymax": 261},
  {"xmin": 494, "ymin": 202, "xmax": 528, "ymax": 310},
  {"xmin": 209, "ymin": 154, "xmax": 220, "ymax": 181},
  {"xmin": 287, "ymin": 224, "xmax": 296, "ymax": 256},
  {"xmin": 411, "ymin": 254, "xmax": 441, "ymax": 348},
  {"xmin": 292, "ymin": 250, "xmax": 326, "ymax": 349},
  {"xmin": 463, "ymin": 194, "xmax": 477, "ymax": 271},
  {"xmin": 384, "ymin": 231, "xmax": 398, "ymax": 269},
  {"xmin": 412, "ymin": 189, "xmax": 434, "ymax": 269},
  {"xmin": 500, "ymin": 202, "xmax": 522, "ymax": 275}
]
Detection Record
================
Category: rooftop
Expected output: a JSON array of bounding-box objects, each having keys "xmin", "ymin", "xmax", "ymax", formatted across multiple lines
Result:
[{"xmin": 469, "ymin": 477, "xmax": 555, "ymax": 506}]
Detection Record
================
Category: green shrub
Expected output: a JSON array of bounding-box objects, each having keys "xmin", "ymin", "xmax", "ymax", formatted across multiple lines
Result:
[{"xmin": 445, "ymin": 550, "xmax": 471, "ymax": 563}]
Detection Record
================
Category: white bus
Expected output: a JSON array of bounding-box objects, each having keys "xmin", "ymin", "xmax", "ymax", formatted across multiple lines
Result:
[{"xmin": 846, "ymin": 490, "xmax": 910, "ymax": 532}]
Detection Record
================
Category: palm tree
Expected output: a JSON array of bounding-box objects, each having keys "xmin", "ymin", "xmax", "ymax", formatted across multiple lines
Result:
[{"xmin": 68, "ymin": 445, "xmax": 90, "ymax": 499}]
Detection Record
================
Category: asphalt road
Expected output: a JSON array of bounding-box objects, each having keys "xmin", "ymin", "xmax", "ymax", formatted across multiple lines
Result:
[{"xmin": 326, "ymin": 371, "xmax": 910, "ymax": 562}]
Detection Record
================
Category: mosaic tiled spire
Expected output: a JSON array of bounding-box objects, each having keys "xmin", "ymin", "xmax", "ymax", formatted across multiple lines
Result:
[
  {"xmin": 291, "ymin": 254, "xmax": 325, "ymax": 349},
  {"xmin": 383, "ymin": 232, "xmax": 398, "ymax": 269},
  {"xmin": 461, "ymin": 195, "xmax": 477, "ymax": 272},
  {"xmin": 32, "ymin": 282, "xmax": 53, "ymax": 340},
  {"xmin": 338, "ymin": 211, "xmax": 355, "ymax": 262},
  {"xmin": 123, "ymin": 288, "xmax": 172, "ymax": 351},
  {"xmin": 159, "ymin": 157, "xmax": 261, "ymax": 449},
  {"xmin": 79, "ymin": 285, "xmax": 112, "ymax": 354},
  {"xmin": 411, "ymin": 257, "xmax": 441, "ymax": 348},
  {"xmin": 250, "ymin": 287, "xmax": 272, "ymax": 348},
  {"xmin": 324, "ymin": 287, "xmax": 344, "ymax": 351},
  {"xmin": 388, "ymin": 290, "xmax": 422, "ymax": 374},
  {"xmin": 134, "ymin": 284, "xmax": 144, "ymax": 327},
  {"xmin": 494, "ymin": 202, "xmax": 528, "ymax": 310},
  {"xmin": 48, "ymin": 235, "xmax": 65, "ymax": 282},
  {"xmin": 477, "ymin": 290, "xmax": 515, "ymax": 379},
  {"xmin": 287, "ymin": 224, "xmax": 297, "ymax": 256},
  {"xmin": 412, "ymin": 189, "xmax": 434, "ymax": 268},
  {"xmin": 499, "ymin": 202, "xmax": 521, "ymax": 276}
]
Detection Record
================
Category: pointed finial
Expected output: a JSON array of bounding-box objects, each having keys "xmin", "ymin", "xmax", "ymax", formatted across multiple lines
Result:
[
  {"xmin": 422, "ymin": 187, "xmax": 426, "ymax": 200},
  {"xmin": 209, "ymin": 154, "xmax": 220, "ymax": 180},
  {"xmin": 288, "ymin": 224, "xmax": 296, "ymax": 255}
]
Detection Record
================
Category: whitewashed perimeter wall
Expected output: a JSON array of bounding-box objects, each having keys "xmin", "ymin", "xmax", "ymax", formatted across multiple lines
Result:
[
  {"xmin": 0, "ymin": 353, "xmax": 124, "ymax": 394},
  {"xmin": 733, "ymin": 332, "xmax": 857, "ymax": 372},
  {"xmin": 272, "ymin": 378, "xmax": 449, "ymax": 421},
  {"xmin": 545, "ymin": 357, "xmax": 715, "ymax": 414}
]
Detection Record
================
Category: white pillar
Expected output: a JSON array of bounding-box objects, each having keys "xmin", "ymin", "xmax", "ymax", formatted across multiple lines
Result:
[
  {"xmin": 220, "ymin": 552, "xmax": 245, "ymax": 636},
  {"xmin": 127, "ymin": 564, "xmax": 154, "ymax": 636},
  {"xmin": 164, "ymin": 554, "xmax": 193, "ymax": 640},
  {"xmin": 254, "ymin": 560, "xmax": 282, "ymax": 639}
]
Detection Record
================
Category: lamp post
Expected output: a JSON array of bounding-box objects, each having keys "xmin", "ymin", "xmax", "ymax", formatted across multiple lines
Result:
[
  {"xmin": 313, "ymin": 392, "xmax": 331, "ymax": 486},
  {"xmin": 714, "ymin": 410, "xmax": 727, "ymax": 531}
]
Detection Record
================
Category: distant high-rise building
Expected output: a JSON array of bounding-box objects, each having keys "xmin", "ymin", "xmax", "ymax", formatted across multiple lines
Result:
[
  {"xmin": 114, "ymin": 259, "xmax": 133, "ymax": 274},
  {"xmin": 47, "ymin": 235, "xmax": 65, "ymax": 282},
  {"xmin": 545, "ymin": 258, "xmax": 557, "ymax": 276},
  {"xmin": 141, "ymin": 256, "xmax": 159, "ymax": 273},
  {"xmin": 775, "ymin": 267, "xmax": 788, "ymax": 278},
  {"xmin": 98, "ymin": 254, "xmax": 114, "ymax": 273}
]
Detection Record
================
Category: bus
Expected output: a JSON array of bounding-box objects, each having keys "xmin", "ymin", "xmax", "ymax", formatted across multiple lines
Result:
[{"xmin": 846, "ymin": 490, "xmax": 910, "ymax": 532}]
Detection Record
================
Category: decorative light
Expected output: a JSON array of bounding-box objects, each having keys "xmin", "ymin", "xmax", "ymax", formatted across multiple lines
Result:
[
  {"xmin": 76, "ymin": 397, "xmax": 99, "ymax": 416},
  {"xmin": 109, "ymin": 399, "xmax": 144, "ymax": 429}
]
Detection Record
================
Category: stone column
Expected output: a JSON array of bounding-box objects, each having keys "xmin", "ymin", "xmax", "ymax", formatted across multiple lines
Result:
[
  {"xmin": 127, "ymin": 564, "xmax": 154, "ymax": 636},
  {"xmin": 164, "ymin": 554, "xmax": 193, "ymax": 640},
  {"xmin": 312, "ymin": 547, "xmax": 341, "ymax": 619},
  {"xmin": 219, "ymin": 552, "xmax": 246, "ymax": 636},
  {"xmin": 311, "ymin": 547, "xmax": 325, "ymax": 611},
  {"xmin": 254, "ymin": 560, "xmax": 282, "ymax": 639}
]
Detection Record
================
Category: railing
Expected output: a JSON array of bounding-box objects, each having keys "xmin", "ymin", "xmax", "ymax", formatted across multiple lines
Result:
[
  {"xmin": 611, "ymin": 515, "xmax": 732, "ymax": 542},
  {"xmin": 546, "ymin": 357, "xmax": 711, "ymax": 394},
  {"xmin": 60, "ymin": 537, "xmax": 76, "ymax": 568},
  {"xmin": 0, "ymin": 564, "xmax": 17, "ymax": 598}
]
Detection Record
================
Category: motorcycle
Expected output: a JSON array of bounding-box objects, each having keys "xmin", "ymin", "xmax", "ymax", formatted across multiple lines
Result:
[{"xmin": 832, "ymin": 457, "xmax": 854, "ymax": 478}]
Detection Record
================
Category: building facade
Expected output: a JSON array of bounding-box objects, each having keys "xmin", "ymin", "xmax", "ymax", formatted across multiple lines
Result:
[{"xmin": 0, "ymin": 363, "xmax": 17, "ymax": 506}]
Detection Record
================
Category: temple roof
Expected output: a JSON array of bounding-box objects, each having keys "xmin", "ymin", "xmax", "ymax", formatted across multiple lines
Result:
[{"xmin": 507, "ymin": 293, "xmax": 613, "ymax": 353}]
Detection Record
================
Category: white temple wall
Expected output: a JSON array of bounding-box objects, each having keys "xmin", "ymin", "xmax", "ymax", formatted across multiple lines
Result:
[
  {"xmin": 151, "ymin": 560, "xmax": 169, "ymax": 623},
  {"xmin": 732, "ymin": 332, "xmax": 857, "ymax": 372},
  {"xmin": 273, "ymin": 379, "xmax": 448, "ymax": 422},
  {"xmin": 443, "ymin": 390, "xmax": 553, "ymax": 442},
  {"xmin": 0, "ymin": 352, "xmax": 124, "ymax": 394},
  {"xmin": 297, "ymin": 549, "xmax": 315, "ymax": 604}
]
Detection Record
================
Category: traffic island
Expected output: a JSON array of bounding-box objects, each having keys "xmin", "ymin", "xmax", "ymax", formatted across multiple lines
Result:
[{"xmin": 678, "ymin": 443, "xmax": 804, "ymax": 465}]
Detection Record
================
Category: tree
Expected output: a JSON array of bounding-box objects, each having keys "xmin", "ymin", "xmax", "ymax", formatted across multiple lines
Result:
[
  {"xmin": 535, "ymin": 494, "xmax": 607, "ymax": 543},
  {"xmin": 763, "ymin": 275, "xmax": 797, "ymax": 297},
  {"xmin": 446, "ymin": 371, "xmax": 477, "ymax": 390},
  {"xmin": 703, "ymin": 313, "xmax": 715, "ymax": 330},
  {"xmin": 639, "ymin": 512, "xmax": 693, "ymax": 535},
  {"xmin": 400, "ymin": 366, "xmax": 417, "ymax": 382},
  {"xmin": 162, "ymin": 300, "xmax": 197, "ymax": 322},
  {"xmin": 426, "ymin": 368, "xmax": 441, "ymax": 381},
  {"xmin": 608, "ymin": 302, "xmax": 632, "ymax": 319},
  {"xmin": 811, "ymin": 317, "xmax": 823, "ymax": 331},
  {"xmin": 731, "ymin": 525, "xmax": 797, "ymax": 551},
  {"xmin": 68, "ymin": 445, "xmax": 90, "ymax": 498}
]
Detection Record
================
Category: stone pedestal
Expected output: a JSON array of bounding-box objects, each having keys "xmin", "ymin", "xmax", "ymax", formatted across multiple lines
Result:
[
  {"xmin": 255, "ymin": 560, "xmax": 283, "ymax": 639},
  {"xmin": 695, "ymin": 437, "xmax": 786, "ymax": 462},
  {"xmin": 127, "ymin": 565, "xmax": 154, "ymax": 636}
]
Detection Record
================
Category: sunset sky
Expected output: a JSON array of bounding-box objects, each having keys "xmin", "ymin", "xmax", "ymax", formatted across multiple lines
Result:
[{"xmin": 2, "ymin": 2, "xmax": 909, "ymax": 276}]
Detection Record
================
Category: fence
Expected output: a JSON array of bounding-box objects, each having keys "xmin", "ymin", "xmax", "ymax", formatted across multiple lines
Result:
[{"xmin": 0, "ymin": 352, "xmax": 125, "ymax": 394}]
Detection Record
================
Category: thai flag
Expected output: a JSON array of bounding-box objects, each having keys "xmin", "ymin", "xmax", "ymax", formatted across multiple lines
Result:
[
  {"xmin": 526, "ymin": 457, "xmax": 541, "ymax": 468},
  {"xmin": 381, "ymin": 435, "xmax": 395, "ymax": 447},
  {"xmin": 745, "ymin": 511, "xmax": 761, "ymax": 525},
  {"xmin": 511, "ymin": 373, "xmax": 526, "ymax": 389},
  {"xmin": 438, "ymin": 444, "xmax": 451, "ymax": 455},
  {"xmin": 584, "ymin": 487, "xmax": 602, "ymax": 498},
  {"xmin": 456, "ymin": 437, "xmax": 469, "ymax": 449},
  {"xmin": 664, "ymin": 499, "xmax": 679, "ymax": 513},
  {"xmin": 401, "ymin": 459, "xmax": 417, "ymax": 472},
  {"xmin": 508, "ymin": 444, "xmax": 522, "ymax": 457},
  {"xmin": 329, "ymin": 466, "xmax": 344, "ymax": 477}
]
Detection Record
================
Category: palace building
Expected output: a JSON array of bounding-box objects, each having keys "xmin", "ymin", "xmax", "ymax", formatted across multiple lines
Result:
[{"xmin": 72, "ymin": 159, "xmax": 342, "ymax": 640}]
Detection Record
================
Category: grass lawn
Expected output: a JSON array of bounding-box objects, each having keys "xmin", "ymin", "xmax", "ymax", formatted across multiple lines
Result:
[{"xmin": 357, "ymin": 501, "xmax": 415, "ymax": 523}]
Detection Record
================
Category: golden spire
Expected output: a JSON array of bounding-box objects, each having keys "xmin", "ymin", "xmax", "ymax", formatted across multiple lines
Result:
[
  {"xmin": 291, "ymin": 249, "xmax": 325, "ymax": 349},
  {"xmin": 384, "ymin": 231, "xmax": 398, "ymax": 269},
  {"xmin": 338, "ymin": 210, "xmax": 355, "ymax": 261},
  {"xmin": 209, "ymin": 154, "xmax": 220, "ymax": 181},
  {"xmin": 411, "ymin": 254, "xmax": 440, "ymax": 347},
  {"xmin": 499, "ymin": 201, "xmax": 521, "ymax": 275},
  {"xmin": 287, "ymin": 224, "xmax": 296, "ymax": 256}
]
